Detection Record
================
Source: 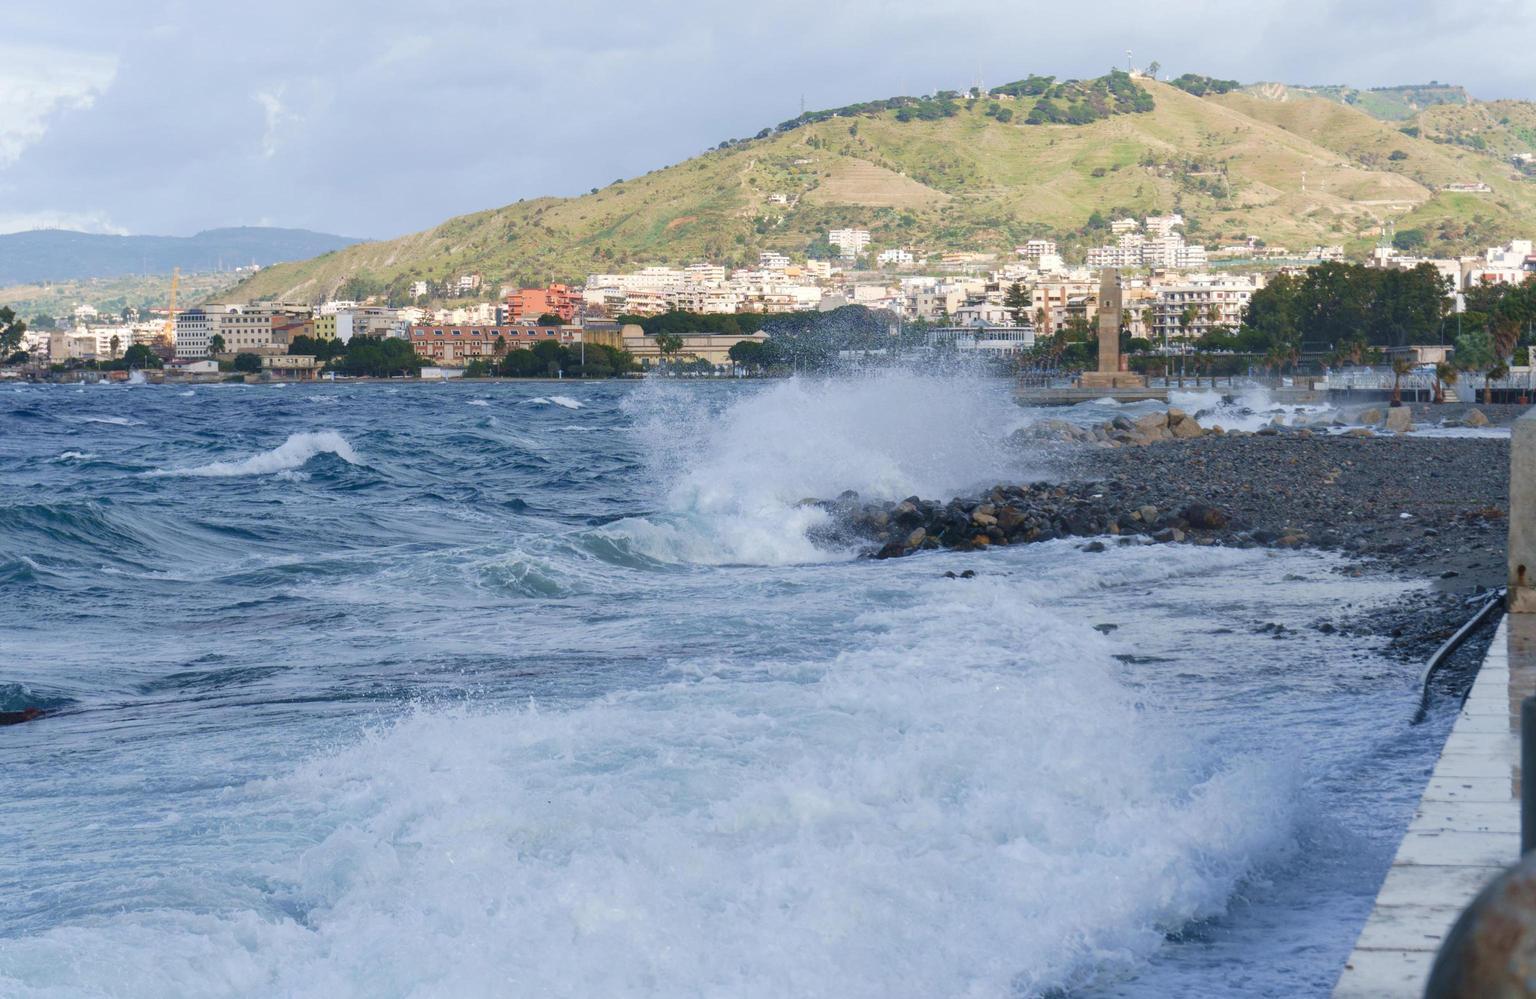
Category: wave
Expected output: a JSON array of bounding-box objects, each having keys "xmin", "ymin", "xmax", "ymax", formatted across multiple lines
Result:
[
  {"xmin": 528, "ymin": 395, "xmax": 582, "ymax": 409},
  {"xmin": 0, "ymin": 568, "xmax": 1294, "ymax": 996},
  {"xmin": 467, "ymin": 399, "xmax": 490, "ymax": 407},
  {"xmin": 149, "ymin": 431, "xmax": 362, "ymax": 478},
  {"xmin": 54, "ymin": 451, "xmax": 96, "ymax": 462},
  {"xmin": 612, "ymin": 371, "xmax": 1039, "ymax": 565},
  {"xmin": 71, "ymin": 415, "xmax": 144, "ymax": 426}
]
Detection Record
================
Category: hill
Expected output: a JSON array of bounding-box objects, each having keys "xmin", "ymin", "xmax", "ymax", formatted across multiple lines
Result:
[
  {"xmin": 227, "ymin": 74, "xmax": 1536, "ymax": 305},
  {"xmin": 0, "ymin": 227, "xmax": 363, "ymax": 285}
]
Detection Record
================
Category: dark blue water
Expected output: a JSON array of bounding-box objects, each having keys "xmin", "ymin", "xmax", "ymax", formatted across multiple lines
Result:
[{"xmin": 0, "ymin": 375, "xmax": 1454, "ymax": 997}]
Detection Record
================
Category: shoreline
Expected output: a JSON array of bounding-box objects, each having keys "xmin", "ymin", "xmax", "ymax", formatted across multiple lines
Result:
[{"xmin": 821, "ymin": 420, "xmax": 1511, "ymax": 664}]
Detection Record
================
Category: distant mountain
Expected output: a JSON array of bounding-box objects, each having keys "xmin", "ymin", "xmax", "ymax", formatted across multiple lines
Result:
[
  {"xmin": 0, "ymin": 227, "xmax": 365, "ymax": 286},
  {"xmin": 228, "ymin": 73, "xmax": 1536, "ymax": 304}
]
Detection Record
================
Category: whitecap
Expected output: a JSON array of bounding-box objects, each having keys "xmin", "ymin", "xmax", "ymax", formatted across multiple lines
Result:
[{"xmin": 148, "ymin": 431, "xmax": 361, "ymax": 478}]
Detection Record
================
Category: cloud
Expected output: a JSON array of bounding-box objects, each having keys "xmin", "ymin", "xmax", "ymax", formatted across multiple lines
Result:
[
  {"xmin": 0, "ymin": 44, "xmax": 117, "ymax": 166},
  {"xmin": 3, "ymin": 1, "xmax": 1536, "ymax": 238},
  {"xmin": 253, "ymin": 89, "xmax": 297, "ymax": 159}
]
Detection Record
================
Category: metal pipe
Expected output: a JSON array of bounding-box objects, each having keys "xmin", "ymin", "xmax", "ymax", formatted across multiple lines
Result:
[
  {"xmin": 1412, "ymin": 588, "xmax": 1506, "ymax": 725},
  {"xmin": 1525, "ymin": 696, "xmax": 1536, "ymax": 855}
]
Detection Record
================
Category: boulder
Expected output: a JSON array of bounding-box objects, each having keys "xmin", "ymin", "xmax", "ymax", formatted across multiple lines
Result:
[
  {"xmin": 1137, "ymin": 504, "xmax": 1159, "ymax": 524},
  {"xmin": 1464, "ymin": 407, "xmax": 1490, "ymax": 428},
  {"xmin": 1165, "ymin": 406, "xmax": 1188, "ymax": 426},
  {"xmin": 905, "ymin": 527, "xmax": 927, "ymax": 548},
  {"xmin": 1385, "ymin": 406, "xmax": 1413, "ymax": 434},
  {"xmin": 1134, "ymin": 412, "xmax": 1169, "ymax": 436},
  {"xmin": 1170, "ymin": 416, "xmax": 1204, "ymax": 439},
  {"xmin": 1181, "ymin": 504, "xmax": 1229, "ymax": 530},
  {"xmin": 1357, "ymin": 407, "xmax": 1383, "ymax": 426}
]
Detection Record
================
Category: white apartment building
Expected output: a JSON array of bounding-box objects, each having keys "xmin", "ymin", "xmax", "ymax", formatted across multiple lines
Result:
[
  {"xmin": 334, "ymin": 307, "xmax": 404, "ymax": 343},
  {"xmin": 759, "ymin": 251, "xmax": 791, "ymax": 271},
  {"xmin": 827, "ymin": 228, "xmax": 872, "ymax": 259},
  {"xmin": 1017, "ymin": 238, "xmax": 1059, "ymax": 260},
  {"xmin": 1150, "ymin": 274, "xmax": 1264, "ymax": 345},
  {"xmin": 685, "ymin": 262, "xmax": 726, "ymax": 283},
  {"xmin": 1145, "ymin": 214, "xmax": 1185, "ymax": 239},
  {"xmin": 877, "ymin": 248, "xmax": 914, "ymax": 266},
  {"xmin": 409, "ymin": 281, "xmax": 430, "ymax": 299},
  {"xmin": 456, "ymin": 274, "xmax": 482, "ymax": 294}
]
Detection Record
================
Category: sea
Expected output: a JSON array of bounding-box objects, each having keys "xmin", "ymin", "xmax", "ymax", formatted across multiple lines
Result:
[{"xmin": 0, "ymin": 373, "xmax": 1461, "ymax": 997}]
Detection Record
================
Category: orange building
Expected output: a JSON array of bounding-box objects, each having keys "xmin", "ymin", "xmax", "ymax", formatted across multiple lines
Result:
[{"xmin": 505, "ymin": 284, "xmax": 578, "ymax": 324}]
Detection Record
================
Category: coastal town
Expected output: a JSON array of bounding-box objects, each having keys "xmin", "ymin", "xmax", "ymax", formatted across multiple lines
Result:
[{"xmin": 6, "ymin": 216, "xmax": 1536, "ymax": 383}]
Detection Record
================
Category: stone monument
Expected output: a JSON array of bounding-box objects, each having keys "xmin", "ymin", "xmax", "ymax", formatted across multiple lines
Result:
[{"xmin": 1078, "ymin": 267, "xmax": 1146, "ymax": 390}]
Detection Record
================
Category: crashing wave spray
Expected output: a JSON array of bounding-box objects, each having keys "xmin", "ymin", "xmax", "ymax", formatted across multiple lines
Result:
[{"xmin": 601, "ymin": 371, "xmax": 1041, "ymax": 564}]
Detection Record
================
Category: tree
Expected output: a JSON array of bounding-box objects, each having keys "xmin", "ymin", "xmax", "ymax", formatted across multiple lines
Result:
[
  {"xmin": 493, "ymin": 334, "xmax": 508, "ymax": 355},
  {"xmin": 1433, "ymin": 361, "xmax": 1457, "ymax": 404},
  {"xmin": 728, "ymin": 339, "xmax": 768, "ymax": 370},
  {"xmin": 655, "ymin": 332, "xmax": 685, "ymax": 365},
  {"xmin": 1390, "ymin": 356, "xmax": 1413, "ymax": 407},
  {"xmin": 1146, "ymin": 60, "xmax": 1161, "ymax": 77},
  {"xmin": 121, "ymin": 343, "xmax": 162, "ymax": 369},
  {"xmin": 208, "ymin": 333, "xmax": 226, "ymax": 355},
  {"xmin": 232, "ymin": 352, "xmax": 262, "ymax": 373},
  {"xmin": 109, "ymin": 334, "xmax": 121, "ymax": 360},
  {"xmin": 1004, "ymin": 281, "xmax": 1030, "ymax": 324},
  {"xmin": 0, "ymin": 307, "xmax": 26, "ymax": 357},
  {"xmin": 1486, "ymin": 360, "xmax": 1510, "ymax": 404},
  {"xmin": 535, "ymin": 312, "xmax": 564, "ymax": 327}
]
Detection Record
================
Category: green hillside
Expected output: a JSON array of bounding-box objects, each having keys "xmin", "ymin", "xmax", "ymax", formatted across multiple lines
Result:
[{"xmin": 229, "ymin": 74, "xmax": 1536, "ymax": 305}]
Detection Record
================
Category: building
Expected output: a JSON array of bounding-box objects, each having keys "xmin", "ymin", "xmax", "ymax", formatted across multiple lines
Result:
[
  {"xmin": 877, "ymin": 248, "xmax": 915, "ymax": 267},
  {"xmin": 334, "ymin": 307, "xmax": 404, "ymax": 343},
  {"xmin": 925, "ymin": 323, "xmax": 1035, "ymax": 356},
  {"xmin": 506, "ymin": 284, "xmax": 578, "ymax": 323},
  {"xmin": 622, "ymin": 330, "xmax": 767, "ymax": 368},
  {"xmin": 827, "ymin": 228, "xmax": 871, "ymax": 259},
  {"xmin": 759, "ymin": 251, "xmax": 791, "ymax": 271},
  {"xmin": 456, "ymin": 273, "xmax": 482, "ymax": 294},
  {"xmin": 407, "ymin": 324, "xmax": 572, "ymax": 365},
  {"xmin": 1017, "ymin": 238, "xmax": 1059, "ymax": 261},
  {"xmin": 260, "ymin": 355, "xmax": 320, "ymax": 380},
  {"xmin": 1149, "ymin": 274, "xmax": 1264, "ymax": 346}
]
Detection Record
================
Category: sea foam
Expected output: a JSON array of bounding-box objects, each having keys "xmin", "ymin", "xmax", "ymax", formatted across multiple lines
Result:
[{"xmin": 150, "ymin": 431, "xmax": 361, "ymax": 478}]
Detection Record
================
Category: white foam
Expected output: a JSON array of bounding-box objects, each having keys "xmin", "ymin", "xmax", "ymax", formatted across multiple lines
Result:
[
  {"xmin": 55, "ymin": 451, "xmax": 95, "ymax": 462},
  {"xmin": 608, "ymin": 371, "xmax": 1035, "ymax": 566},
  {"xmin": 528, "ymin": 395, "xmax": 583, "ymax": 409},
  {"xmin": 149, "ymin": 431, "xmax": 361, "ymax": 478},
  {"xmin": 467, "ymin": 399, "xmax": 490, "ymax": 407},
  {"xmin": 73, "ymin": 415, "xmax": 142, "ymax": 427},
  {"xmin": 0, "ymin": 565, "xmax": 1294, "ymax": 997}
]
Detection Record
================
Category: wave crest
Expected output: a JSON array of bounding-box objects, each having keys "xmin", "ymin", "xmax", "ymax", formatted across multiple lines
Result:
[{"xmin": 150, "ymin": 431, "xmax": 362, "ymax": 478}]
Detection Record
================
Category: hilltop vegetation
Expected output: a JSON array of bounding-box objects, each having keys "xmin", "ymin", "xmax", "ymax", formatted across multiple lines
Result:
[{"xmin": 227, "ymin": 73, "xmax": 1536, "ymax": 305}]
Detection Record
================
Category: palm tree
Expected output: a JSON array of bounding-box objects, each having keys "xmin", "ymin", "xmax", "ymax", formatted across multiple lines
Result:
[
  {"xmin": 1433, "ymin": 361, "xmax": 1457, "ymax": 404},
  {"xmin": 1389, "ymin": 357, "xmax": 1413, "ymax": 407},
  {"xmin": 109, "ymin": 334, "xmax": 121, "ymax": 361},
  {"xmin": 1486, "ymin": 360, "xmax": 1509, "ymax": 405}
]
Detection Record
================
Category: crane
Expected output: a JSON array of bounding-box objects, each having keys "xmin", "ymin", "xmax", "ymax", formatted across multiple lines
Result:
[{"xmin": 159, "ymin": 267, "xmax": 180, "ymax": 352}]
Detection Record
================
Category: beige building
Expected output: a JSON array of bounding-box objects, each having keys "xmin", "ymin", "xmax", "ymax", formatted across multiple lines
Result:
[{"xmin": 623, "ymin": 330, "xmax": 767, "ymax": 367}]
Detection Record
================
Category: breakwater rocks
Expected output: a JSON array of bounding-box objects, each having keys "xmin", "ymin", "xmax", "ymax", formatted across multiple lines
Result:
[
  {"xmin": 824, "ymin": 482, "xmax": 1245, "ymax": 560},
  {"xmin": 818, "ymin": 432, "xmax": 1510, "ymax": 588},
  {"xmin": 1014, "ymin": 406, "xmax": 1212, "ymax": 447}
]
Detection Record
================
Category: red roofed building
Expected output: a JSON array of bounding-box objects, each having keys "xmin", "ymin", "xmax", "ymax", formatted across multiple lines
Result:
[{"xmin": 408, "ymin": 324, "xmax": 575, "ymax": 365}]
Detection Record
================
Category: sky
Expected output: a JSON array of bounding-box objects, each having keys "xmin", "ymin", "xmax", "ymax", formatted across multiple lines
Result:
[{"xmin": 3, "ymin": 0, "xmax": 1534, "ymax": 240}]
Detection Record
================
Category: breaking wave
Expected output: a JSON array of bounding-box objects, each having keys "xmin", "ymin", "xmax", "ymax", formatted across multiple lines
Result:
[{"xmin": 149, "ymin": 431, "xmax": 362, "ymax": 478}]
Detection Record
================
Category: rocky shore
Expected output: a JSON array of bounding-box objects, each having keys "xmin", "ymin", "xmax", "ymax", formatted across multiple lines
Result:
[{"xmin": 817, "ymin": 404, "xmax": 1515, "ymax": 665}]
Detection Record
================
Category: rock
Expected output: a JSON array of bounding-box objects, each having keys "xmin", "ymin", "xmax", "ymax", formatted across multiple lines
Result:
[
  {"xmin": 1181, "ymin": 504, "xmax": 1229, "ymax": 530},
  {"xmin": 971, "ymin": 511, "xmax": 998, "ymax": 528},
  {"xmin": 1083, "ymin": 540, "xmax": 1107, "ymax": 552},
  {"xmin": 1165, "ymin": 407, "xmax": 1187, "ymax": 425},
  {"xmin": 892, "ymin": 500, "xmax": 924, "ymax": 528},
  {"xmin": 1170, "ymin": 416, "xmax": 1204, "ymax": 439},
  {"xmin": 1256, "ymin": 426, "xmax": 1280, "ymax": 436},
  {"xmin": 906, "ymin": 527, "xmax": 927, "ymax": 548},
  {"xmin": 875, "ymin": 541, "xmax": 907, "ymax": 559},
  {"xmin": 1138, "ymin": 504, "xmax": 1159, "ymax": 524},
  {"xmin": 1151, "ymin": 527, "xmax": 1185, "ymax": 543},
  {"xmin": 1358, "ymin": 408, "xmax": 1383, "ymax": 426},
  {"xmin": 1385, "ymin": 406, "xmax": 1412, "ymax": 434},
  {"xmin": 1345, "ymin": 427, "xmax": 1374, "ymax": 438},
  {"xmin": 1464, "ymin": 407, "xmax": 1490, "ymax": 428},
  {"xmin": 1111, "ymin": 415, "xmax": 1134, "ymax": 431}
]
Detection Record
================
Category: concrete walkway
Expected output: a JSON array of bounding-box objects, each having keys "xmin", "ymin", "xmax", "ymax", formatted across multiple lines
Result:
[{"xmin": 1333, "ymin": 615, "xmax": 1535, "ymax": 996}]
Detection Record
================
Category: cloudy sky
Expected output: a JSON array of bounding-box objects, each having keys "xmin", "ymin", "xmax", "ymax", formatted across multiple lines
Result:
[{"xmin": 3, "ymin": 0, "xmax": 1533, "ymax": 240}]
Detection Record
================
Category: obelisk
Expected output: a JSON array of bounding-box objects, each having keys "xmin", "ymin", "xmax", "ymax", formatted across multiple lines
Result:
[{"xmin": 1079, "ymin": 267, "xmax": 1145, "ymax": 389}]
